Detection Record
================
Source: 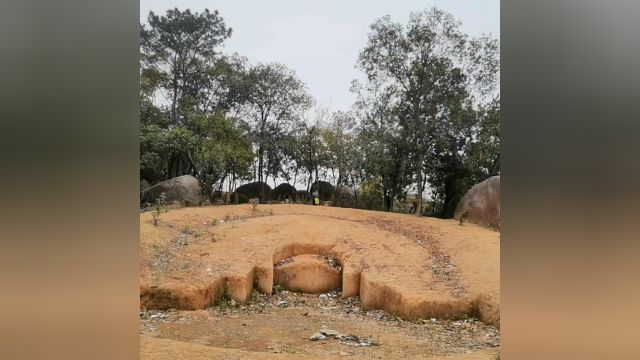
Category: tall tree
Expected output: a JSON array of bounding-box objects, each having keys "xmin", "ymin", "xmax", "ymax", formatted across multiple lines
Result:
[
  {"xmin": 140, "ymin": 8, "xmax": 232, "ymax": 123},
  {"xmin": 356, "ymin": 8, "xmax": 499, "ymax": 215},
  {"xmin": 239, "ymin": 63, "xmax": 313, "ymax": 188}
]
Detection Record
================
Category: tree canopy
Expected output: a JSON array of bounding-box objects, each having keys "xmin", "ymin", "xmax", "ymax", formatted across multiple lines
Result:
[{"xmin": 140, "ymin": 7, "xmax": 500, "ymax": 216}]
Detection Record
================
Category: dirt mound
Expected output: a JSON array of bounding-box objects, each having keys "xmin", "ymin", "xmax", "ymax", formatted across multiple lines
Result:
[
  {"xmin": 454, "ymin": 176, "xmax": 500, "ymax": 229},
  {"xmin": 235, "ymin": 182, "xmax": 272, "ymax": 202},
  {"xmin": 141, "ymin": 175, "xmax": 201, "ymax": 206}
]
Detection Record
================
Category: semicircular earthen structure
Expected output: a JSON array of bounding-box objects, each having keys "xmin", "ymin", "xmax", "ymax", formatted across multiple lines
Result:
[{"xmin": 140, "ymin": 205, "xmax": 500, "ymax": 327}]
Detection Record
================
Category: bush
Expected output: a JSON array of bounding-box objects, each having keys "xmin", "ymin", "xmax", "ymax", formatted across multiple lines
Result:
[{"xmin": 152, "ymin": 192, "xmax": 167, "ymax": 225}]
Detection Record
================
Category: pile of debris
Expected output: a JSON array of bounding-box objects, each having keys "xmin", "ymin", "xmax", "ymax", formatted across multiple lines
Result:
[
  {"xmin": 309, "ymin": 329, "xmax": 380, "ymax": 347},
  {"xmin": 317, "ymin": 255, "xmax": 342, "ymax": 271},
  {"xmin": 275, "ymin": 257, "xmax": 294, "ymax": 266}
]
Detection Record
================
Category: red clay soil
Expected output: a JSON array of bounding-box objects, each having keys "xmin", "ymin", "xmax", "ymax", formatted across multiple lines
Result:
[
  {"xmin": 140, "ymin": 204, "xmax": 500, "ymax": 359},
  {"xmin": 274, "ymin": 254, "xmax": 342, "ymax": 293}
]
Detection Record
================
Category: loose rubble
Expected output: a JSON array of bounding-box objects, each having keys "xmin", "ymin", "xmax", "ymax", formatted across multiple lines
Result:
[
  {"xmin": 141, "ymin": 288, "xmax": 500, "ymax": 355},
  {"xmin": 309, "ymin": 329, "xmax": 380, "ymax": 347}
]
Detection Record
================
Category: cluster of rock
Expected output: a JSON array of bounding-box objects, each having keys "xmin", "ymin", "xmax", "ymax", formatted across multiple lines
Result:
[
  {"xmin": 309, "ymin": 329, "xmax": 380, "ymax": 347},
  {"xmin": 139, "ymin": 174, "xmax": 500, "ymax": 230}
]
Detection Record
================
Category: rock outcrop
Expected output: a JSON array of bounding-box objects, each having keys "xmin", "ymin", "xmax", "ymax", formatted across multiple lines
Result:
[{"xmin": 454, "ymin": 176, "xmax": 500, "ymax": 229}]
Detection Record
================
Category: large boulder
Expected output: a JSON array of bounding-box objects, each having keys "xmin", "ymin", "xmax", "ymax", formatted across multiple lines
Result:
[
  {"xmin": 332, "ymin": 185, "xmax": 356, "ymax": 208},
  {"xmin": 310, "ymin": 181, "xmax": 335, "ymax": 201},
  {"xmin": 140, "ymin": 179, "xmax": 151, "ymax": 191},
  {"xmin": 270, "ymin": 183, "xmax": 297, "ymax": 202},
  {"xmin": 142, "ymin": 175, "xmax": 201, "ymax": 207},
  {"xmin": 295, "ymin": 190, "xmax": 311, "ymax": 203},
  {"xmin": 235, "ymin": 182, "xmax": 271, "ymax": 202},
  {"xmin": 454, "ymin": 176, "xmax": 500, "ymax": 229},
  {"xmin": 229, "ymin": 192, "xmax": 249, "ymax": 204}
]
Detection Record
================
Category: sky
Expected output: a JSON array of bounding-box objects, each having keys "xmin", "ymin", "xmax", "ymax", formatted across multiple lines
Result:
[{"xmin": 140, "ymin": 0, "xmax": 500, "ymax": 113}]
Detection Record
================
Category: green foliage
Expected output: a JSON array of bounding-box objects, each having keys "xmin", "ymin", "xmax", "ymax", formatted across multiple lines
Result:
[
  {"xmin": 459, "ymin": 211, "xmax": 468, "ymax": 226},
  {"xmin": 239, "ymin": 62, "xmax": 313, "ymax": 186},
  {"xmin": 138, "ymin": 7, "xmax": 499, "ymax": 219},
  {"xmin": 152, "ymin": 193, "xmax": 167, "ymax": 225},
  {"xmin": 354, "ymin": 8, "xmax": 499, "ymax": 215},
  {"xmin": 251, "ymin": 289, "xmax": 260, "ymax": 302}
]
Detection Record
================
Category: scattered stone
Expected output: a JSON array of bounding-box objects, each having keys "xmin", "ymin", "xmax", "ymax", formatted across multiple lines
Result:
[
  {"xmin": 317, "ymin": 255, "xmax": 342, "ymax": 271},
  {"xmin": 276, "ymin": 257, "xmax": 294, "ymax": 266},
  {"xmin": 319, "ymin": 294, "xmax": 329, "ymax": 301},
  {"xmin": 309, "ymin": 332, "xmax": 327, "ymax": 341},
  {"xmin": 319, "ymin": 329, "xmax": 340, "ymax": 337},
  {"xmin": 337, "ymin": 334, "xmax": 380, "ymax": 347}
]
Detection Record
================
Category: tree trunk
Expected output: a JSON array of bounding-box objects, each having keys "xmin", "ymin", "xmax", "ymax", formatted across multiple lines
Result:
[
  {"xmin": 258, "ymin": 145, "xmax": 264, "ymax": 184},
  {"xmin": 416, "ymin": 155, "xmax": 423, "ymax": 216}
]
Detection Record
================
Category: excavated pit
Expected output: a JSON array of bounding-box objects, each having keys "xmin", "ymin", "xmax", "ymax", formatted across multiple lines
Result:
[{"xmin": 273, "ymin": 254, "xmax": 342, "ymax": 293}]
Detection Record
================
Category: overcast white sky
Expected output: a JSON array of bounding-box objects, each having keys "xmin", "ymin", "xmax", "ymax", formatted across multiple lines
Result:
[{"xmin": 140, "ymin": 0, "xmax": 499, "ymax": 113}]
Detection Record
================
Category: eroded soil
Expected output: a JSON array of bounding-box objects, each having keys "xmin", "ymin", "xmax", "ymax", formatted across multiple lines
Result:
[{"xmin": 140, "ymin": 204, "xmax": 500, "ymax": 359}]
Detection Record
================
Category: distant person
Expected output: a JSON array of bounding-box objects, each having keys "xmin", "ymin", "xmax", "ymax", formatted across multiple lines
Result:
[{"xmin": 312, "ymin": 190, "xmax": 320, "ymax": 206}]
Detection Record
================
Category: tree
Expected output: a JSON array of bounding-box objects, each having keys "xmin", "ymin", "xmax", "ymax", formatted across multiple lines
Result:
[
  {"xmin": 238, "ymin": 63, "xmax": 313, "ymax": 189},
  {"xmin": 356, "ymin": 8, "xmax": 499, "ymax": 215},
  {"xmin": 322, "ymin": 111, "xmax": 358, "ymax": 188},
  {"xmin": 140, "ymin": 8, "xmax": 232, "ymax": 123},
  {"xmin": 140, "ymin": 125, "xmax": 198, "ymax": 183},
  {"xmin": 351, "ymin": 78, "xmax": 411, "ymax": 211},
  {"xmin": 293, "ymin": 107, "xmax": 329, "ymax": 192}
]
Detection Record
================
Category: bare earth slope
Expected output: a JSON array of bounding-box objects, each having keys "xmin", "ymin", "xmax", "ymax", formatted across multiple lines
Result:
[{"xmin": 140, "ymin": 204, "xmax": 499, "ymax": 359}]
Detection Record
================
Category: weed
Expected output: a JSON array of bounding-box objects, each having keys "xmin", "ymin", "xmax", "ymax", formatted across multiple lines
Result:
[
  {"xmin": 251, "ymin": 288, "xmax": 260, "ymax": 302},
  {"xmin": 281, "ymin": 344, "xmax": 302, "ymax": 354},
  {"xmin": 152, "ymin": 193, "xmax": 167, "ymax": 225},
  {"xmin": 176, "ymin": 234, "xmax": 189, "ymax": 246},
  {"xmin": 214, "ymin": 293, "xmax": 232, "ymax": 307},
  {"xmin": 210, "ymin": 218, "xmax": 218, "ymax": 226},
  {"xmin": 458, "ymin": 211, "xmax": 468, "ymax": 226},
  {"xmin": 180, "ymin": 225, "xmax": 202, "ymax": 237}
]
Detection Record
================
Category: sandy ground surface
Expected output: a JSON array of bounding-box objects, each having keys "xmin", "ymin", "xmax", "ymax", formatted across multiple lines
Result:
[{"xmin": 140, "ymin": 204, "xmax": 500, "ymax": 359}]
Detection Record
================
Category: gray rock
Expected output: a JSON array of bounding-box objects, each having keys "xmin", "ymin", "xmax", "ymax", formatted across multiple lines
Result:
[
  {"xmin": 454, "ymin": 176, "xmax": 500, "ymax": 229},
  {"xmin": 309, "ymin": 332, "xmax": 327, "ymax": 341},
  {"xmin": 319, "ymin": 329, "xmax": 340, "ymax": 337},
  {"xmin": 141, "ymin": 175, "xmax": 201, "ymax": 206}
]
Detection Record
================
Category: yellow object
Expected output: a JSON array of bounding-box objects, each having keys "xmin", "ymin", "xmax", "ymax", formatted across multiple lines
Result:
[{"xmin": 314, "ymin": 197, "xmax": 320, "ymax": 205}]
